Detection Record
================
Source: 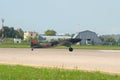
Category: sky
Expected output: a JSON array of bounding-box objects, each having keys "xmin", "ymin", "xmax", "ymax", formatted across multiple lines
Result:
[{"xmin": 0, "ymin": 0, "xmax": 120, "ymax": 35}]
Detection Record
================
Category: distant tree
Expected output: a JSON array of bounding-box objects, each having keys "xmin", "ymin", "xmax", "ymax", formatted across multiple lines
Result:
[
  {"xmin": 15, "ymin": 28, "xmax": 24, "ymax": 39},
  {"xmin": 64, "ymin": 33, "xmax": 70, "ymax": 36},
  {"xmin": 0, "ymin": 26, "xmax": 24, "ymax": 39},
  {"xmin": 45, "ymin": 29, "xmax": 56, "ymax": 36},
  {"xmin": 3, "ymin": 26, "xmax": 15, "ymax": 38},
  {"xmin": 0, "ymin": 28, "xmax": 2, "ymax": 37},
  {"xmin": 106, "ymin": 37, "xmax": 116, "ymax": 42},
  {"xmin": 99, "ymin": 36, "xmax": 105, "ymax": 42},
  {"xmin": 117, "ymin": 37, "xmax": 120, "ymax": 42},
  {"xmin": 71, "ymin": 34, "xmax": 75, "ymax": 38}
]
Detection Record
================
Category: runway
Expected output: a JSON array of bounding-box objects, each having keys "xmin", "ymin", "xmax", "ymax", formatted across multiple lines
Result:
[{"xmin": 0, "ymin": 48, "xmax": 120, "ymax": 74}]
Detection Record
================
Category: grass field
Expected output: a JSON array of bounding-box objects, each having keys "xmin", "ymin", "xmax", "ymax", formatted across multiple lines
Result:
[
  {"xmin": 0, "ymin": 44, "xmax": 30, "ymax": 48},
  {"xmin": 55, "ymin": 45, "xmax": 120, "ymax": 50},
  {"xmin": 1, "ymin": 44, "xmax": 120, "ymax": 50},
  {"xmin": 0, "ymin": 65, "xmax": 120, "ymax": 80}
]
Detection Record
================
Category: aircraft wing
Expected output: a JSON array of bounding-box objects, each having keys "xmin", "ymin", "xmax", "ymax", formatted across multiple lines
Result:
[{"xmin": 53, "ymin": 38, "xmax": 81, "ymax": 47}]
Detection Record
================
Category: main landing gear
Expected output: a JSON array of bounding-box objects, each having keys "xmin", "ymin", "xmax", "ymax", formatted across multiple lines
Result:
[{"xmin": 69, "ymin": 47, "xmax": 73, "ymax": 52}]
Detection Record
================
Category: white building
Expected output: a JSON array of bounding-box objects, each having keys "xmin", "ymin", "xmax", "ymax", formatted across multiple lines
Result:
[
  {"xmin": 14, "ymin": 38, "xmax": 21, "ymax": 43},
  {"xmin": 24, "ymin": 32, "xmax": 38, "ymax": 40}
]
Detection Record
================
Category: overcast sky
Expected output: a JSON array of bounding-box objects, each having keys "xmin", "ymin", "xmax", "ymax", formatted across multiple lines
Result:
[{"xmin": 0, "ymin": 0, "xmax": 120, "ymax": 35}]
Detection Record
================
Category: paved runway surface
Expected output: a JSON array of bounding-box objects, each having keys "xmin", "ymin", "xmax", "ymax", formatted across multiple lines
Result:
[{"xmin": 0, "ymin": 48, "xmax": 120, "ymax": 74}]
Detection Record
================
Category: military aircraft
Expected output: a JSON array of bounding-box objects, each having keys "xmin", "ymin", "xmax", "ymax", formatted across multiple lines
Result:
[{"xmin": 30, "ymin": 36, "xmax": 81, "ymax": 52}]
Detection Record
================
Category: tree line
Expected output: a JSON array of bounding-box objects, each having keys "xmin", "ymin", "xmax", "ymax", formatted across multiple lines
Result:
[
  {"xmin": 0, "ymin": 26, "xmax": 58, "ymax": 40},
  {"xmin": 1, "ymin": 26, "xmax": 120, "ymax": 44},
  {"xmin": 0, "ymin": 26, "xmax": 24, "ymax": 39},
  {"xmin": 99, "ymin": 35, "xmax": 120, "ymax": 42}
]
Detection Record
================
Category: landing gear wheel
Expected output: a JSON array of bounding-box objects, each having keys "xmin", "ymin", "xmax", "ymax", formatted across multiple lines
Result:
[
  {"xmin": 69, "ymin": 47, "xmax": 73, "ymax": 52},
  {"xmin": 31, "ymin": 48, "xmax": 34, "ymax": 51}
]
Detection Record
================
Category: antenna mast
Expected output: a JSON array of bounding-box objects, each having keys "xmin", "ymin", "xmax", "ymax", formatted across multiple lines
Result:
[{"xmin": 1, "ymin": 19, "xmax": 4, "ymax": 40}]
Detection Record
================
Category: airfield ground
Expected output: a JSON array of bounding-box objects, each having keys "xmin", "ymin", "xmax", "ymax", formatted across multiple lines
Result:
[{"xmin": 0, "ymin": 48, "xmax": 120, "ymax": 74}]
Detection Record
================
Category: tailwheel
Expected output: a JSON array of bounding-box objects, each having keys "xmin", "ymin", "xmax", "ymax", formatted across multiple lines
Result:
[
  {"xmin": 31, "ymin": 47, "xmax": 34, "ymax": 51},
  {"xmin": 69, "ymin": 47, "xmax": 73, "ymax": 52}
]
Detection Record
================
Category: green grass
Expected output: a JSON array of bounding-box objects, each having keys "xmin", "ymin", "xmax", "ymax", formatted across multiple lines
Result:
[
  {"xmin": 55, "ymin": 45, "xmax": 120, "ymax": 50},
  {"xmin": 0, "ymin": 65, "xmax": 120, "ymax": 80},
  {"xmin": 0, "ymin": 44, "xmax": 30, "ymax": 48},
  {"xmin": 1, "ymin": 43, "xmax": 120, "ymax": 50}
]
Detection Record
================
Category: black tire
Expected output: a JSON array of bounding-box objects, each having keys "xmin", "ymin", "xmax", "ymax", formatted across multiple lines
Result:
[
  {"xmin": 69, "ymin": 47, "xmax": 73, "ymax": 52},
  {"xmin": 31, "ymin": 48, "xmax": 34, "ymax": 51}
]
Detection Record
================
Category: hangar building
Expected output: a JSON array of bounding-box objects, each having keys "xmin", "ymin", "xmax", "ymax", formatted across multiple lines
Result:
[{"xmin": 73, "ymin": 30, "xmax": 102, "ymax": 45}]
